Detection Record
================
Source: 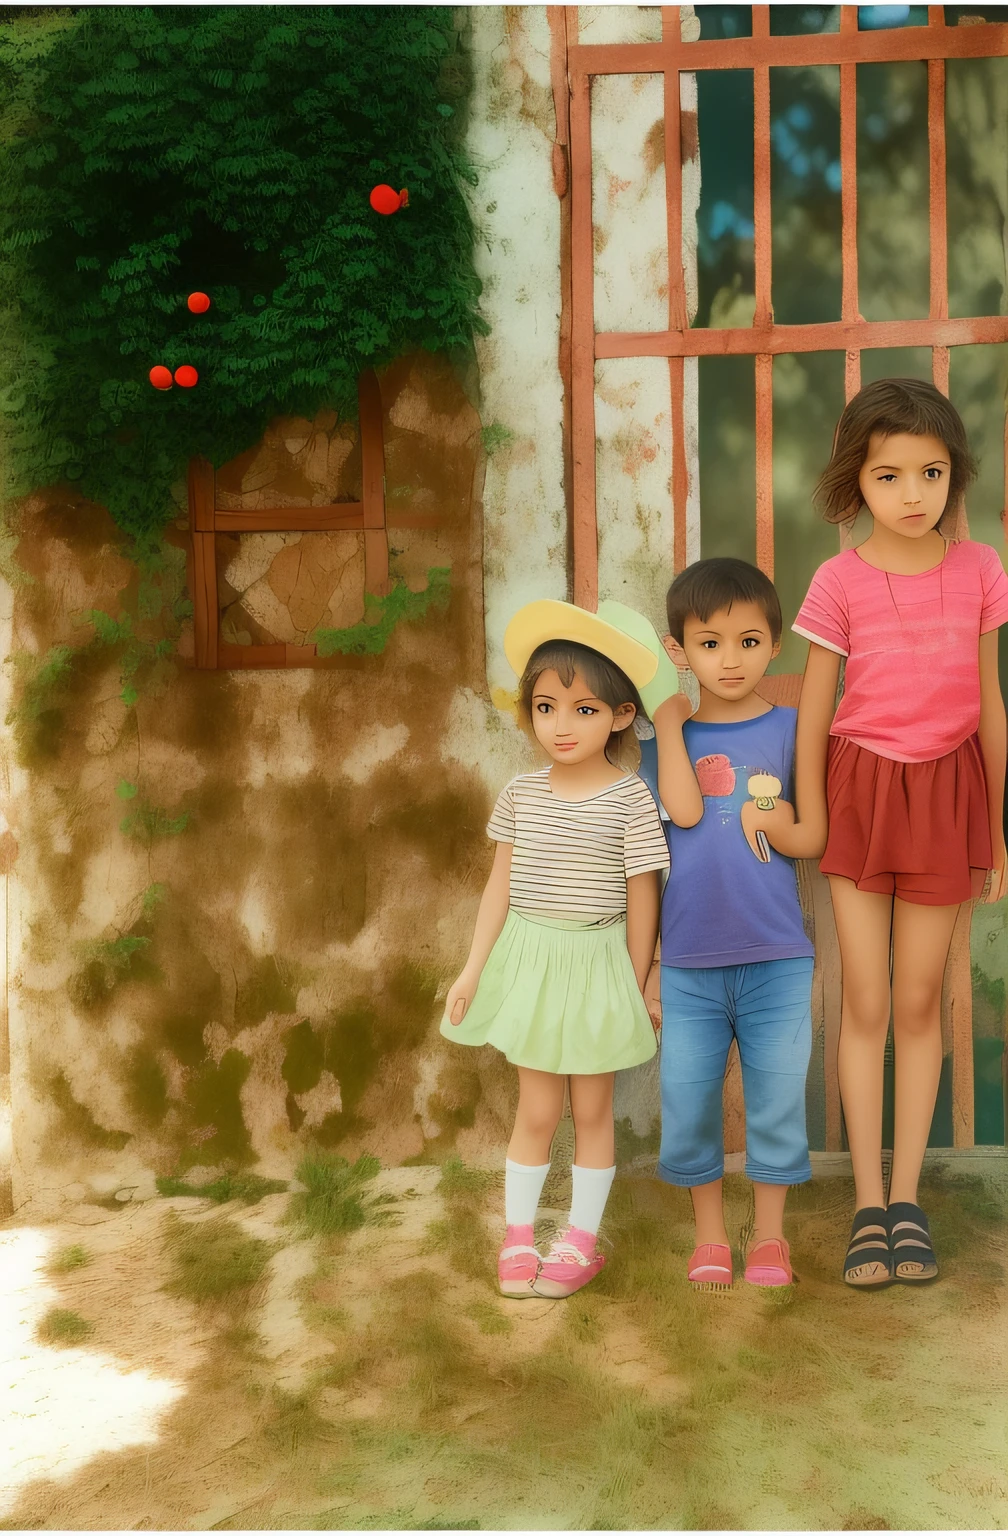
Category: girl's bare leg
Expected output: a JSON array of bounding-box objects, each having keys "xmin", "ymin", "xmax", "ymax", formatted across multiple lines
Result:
[
  {"xmin": 568, "ymin": 1072, "xmax": 616, "ymax": 1167},
  {"xmin": 888, "ymin": 898, "xmax": 959, "ymax": 1209},
  {"xmin": 508, "ymin": 1067, "xmax": 566, "ymax": 1164},
  {"xmin": 829, "ymin": 878, "xmax": 895, "ymax": 1228}
]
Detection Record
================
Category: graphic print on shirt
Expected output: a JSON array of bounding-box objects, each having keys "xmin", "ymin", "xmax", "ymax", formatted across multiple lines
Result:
[
  {"xmin": 743, "ymin": 772, "xmax": 783, "ymax": 862},
  {"xmin": 639, "ymin": 709, "xmax": 813, "ymax": 969},
  {"xmin": 694, "ymin": 753, "xmax": 783, "ymax": 863}
]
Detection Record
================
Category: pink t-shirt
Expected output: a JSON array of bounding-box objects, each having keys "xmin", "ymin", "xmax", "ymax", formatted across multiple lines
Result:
[{"xmin": 793, "ymin": 539, "xmax": 1008, "ymax": 763}]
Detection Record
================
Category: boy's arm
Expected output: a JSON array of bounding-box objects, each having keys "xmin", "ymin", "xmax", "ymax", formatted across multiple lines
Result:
[
  {"xmin": 653, "ymin": 693, "xmax": 704, "ymax": 828},
  {"xmin": 626, "ymin": 869, "xmax": 661, "ymax": 995},
  {"xmin": 754, "ymin": 643, "xmax": 839, "ymax": 860},
  {"xmin": 445, "ymin": 841, "xmax": 512, "ymax": 1024},
  {"xmin": 978, "ymin": 628, "xmax": 1007, "ymax": 902}
]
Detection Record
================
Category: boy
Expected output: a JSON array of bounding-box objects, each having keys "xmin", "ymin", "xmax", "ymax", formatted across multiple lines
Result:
[{"xmin": 605, "ymin": 559, "xmax": 825, "ymax": 1287}]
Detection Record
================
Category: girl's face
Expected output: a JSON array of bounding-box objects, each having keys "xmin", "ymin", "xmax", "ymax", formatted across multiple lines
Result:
[
  {"xmin": 858, "ymin": 430, "xmax": 951, "ymax": 538},
  {"xmin": 530, "ymin": 667, "xmax": 635, "ymax": 765}
]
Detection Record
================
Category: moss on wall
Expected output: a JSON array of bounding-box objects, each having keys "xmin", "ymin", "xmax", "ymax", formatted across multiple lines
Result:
[{"xmin": 5, "ymin": 350, "xmax": 519, "ymax": 1206}]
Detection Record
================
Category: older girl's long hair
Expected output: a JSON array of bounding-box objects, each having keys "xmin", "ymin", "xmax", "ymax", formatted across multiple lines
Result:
[{"xmin": 814, "ymin": 377, "xmax": 977, "ymax": 531}]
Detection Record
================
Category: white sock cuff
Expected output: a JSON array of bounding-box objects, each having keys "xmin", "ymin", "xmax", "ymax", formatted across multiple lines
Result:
[
  {"xmin": 569, "ymin": 1163, "xmax": 616, "ymax": 1237},
  {"xmin": 504, "ymin": 1159, "xmax": 551, "ymax": 1228}
]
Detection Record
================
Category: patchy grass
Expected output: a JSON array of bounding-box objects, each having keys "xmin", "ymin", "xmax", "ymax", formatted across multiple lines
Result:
[
  {"xmin": 308, "ymin": 1167, "xmax": 1008, "ymax": 1529},
  {"xmin": 156, "ymin": 1171, "xmax": 288, "ymax": 1205},
  {"xmin": 48, "ymin": 1242, "xmax": 90, "ymax": 1273},
  {"xmin": 286, "ymin": 1150, "xmax": 396, "ymax": 1239},
  {"xmin": 465, "ymin": 1298, "xmax": 511, "ymax": 1336},
  {"xmin": 35, "ymin": 1307, "xmax": 94, "ymax": 1347},
  {"xmin": 422, "ymin": 1154, "xmax": 499, "ymax": 1284},
  {"xmin": 6, "ymin": 1168, "xmax": 1007, "ymax": 1532},
  {"xmin": 162, "ymin": 1214, "xmax": 271, "ymax": 1305}
]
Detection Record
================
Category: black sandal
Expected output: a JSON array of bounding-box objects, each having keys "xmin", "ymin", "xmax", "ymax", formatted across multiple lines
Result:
[
  {"xmin": 843, "ymin": 1206, "xmax": 893, "ymax": 1288},
  {"xmin": 886, "ymin": 1202, "xmax": 938, "ymax": 1283}
]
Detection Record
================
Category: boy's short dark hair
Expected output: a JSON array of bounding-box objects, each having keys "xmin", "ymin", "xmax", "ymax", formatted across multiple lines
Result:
[{"xmin": 666, "ymin": 557, "xmax": 782, "ymax": 645}]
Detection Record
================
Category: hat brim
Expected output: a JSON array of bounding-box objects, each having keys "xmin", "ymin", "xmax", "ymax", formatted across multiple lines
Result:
[{"xmin": 503, "ymin": 599, "xmax": 659, "ymax": 689}]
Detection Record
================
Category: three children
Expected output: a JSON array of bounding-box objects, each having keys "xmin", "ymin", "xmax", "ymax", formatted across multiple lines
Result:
[{"xmin": 443, "ymin": 378, "xmax": 1008, "ymax": 1296}]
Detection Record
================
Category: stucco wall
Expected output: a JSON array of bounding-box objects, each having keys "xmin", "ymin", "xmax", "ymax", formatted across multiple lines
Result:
[{"xmin": 0, "ymin": 6, "xmax": 713, "ymax": 1210}]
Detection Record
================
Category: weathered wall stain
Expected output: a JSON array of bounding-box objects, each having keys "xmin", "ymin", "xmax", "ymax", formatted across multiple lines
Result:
[{"xmin": 3, "ymin": 348, "xmax": 530, "ymax": 1211}]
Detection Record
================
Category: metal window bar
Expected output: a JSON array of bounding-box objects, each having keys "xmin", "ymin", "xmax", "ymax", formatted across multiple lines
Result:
[{"xmin": 558, "ymin": 4, "xmax": 1008, "ymax": 1152}]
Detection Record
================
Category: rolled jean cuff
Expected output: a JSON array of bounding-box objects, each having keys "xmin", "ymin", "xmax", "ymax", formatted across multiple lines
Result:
[
  {"xmin": 656, "ymin": 1158, "xmax": 724, "ymax": 1188},
  {"xmin": 745, "ymin": 1158, "xmax": 812, "ymax": 1186}
]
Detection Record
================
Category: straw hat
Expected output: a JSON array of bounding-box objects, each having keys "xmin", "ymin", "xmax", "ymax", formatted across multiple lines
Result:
[{"xmin": 503, "ymin": 599, "xmax": 659, "ymax": 688}]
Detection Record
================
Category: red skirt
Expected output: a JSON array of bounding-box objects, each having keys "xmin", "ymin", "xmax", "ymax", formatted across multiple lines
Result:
[{"xmin": 821, "ymin": 733, "xmax": 992, "ymax": 906}]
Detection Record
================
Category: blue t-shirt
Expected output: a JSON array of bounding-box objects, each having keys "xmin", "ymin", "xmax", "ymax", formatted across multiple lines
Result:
[{"xmin": 638, "ymin": 707, "xmax": 813, "ymax": 969}]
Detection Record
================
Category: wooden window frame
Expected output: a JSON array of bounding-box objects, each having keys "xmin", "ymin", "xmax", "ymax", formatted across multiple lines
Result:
[
  {"xmin": 549, "ymin": 4, "xmax": 1008, "ymax": 1152},
  {"xmin": 187, "ymin": 369, "xmax": 391, "ymax": 670}
]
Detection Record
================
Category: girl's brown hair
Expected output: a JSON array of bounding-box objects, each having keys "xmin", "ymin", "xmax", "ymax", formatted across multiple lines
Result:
[
  {"xmin": 518, "ymin": 640, "xmax": 642, "ymax": 768},
  {"xmin": 814, "ymin": 377, "xmax": 977, "ymax": 529}
]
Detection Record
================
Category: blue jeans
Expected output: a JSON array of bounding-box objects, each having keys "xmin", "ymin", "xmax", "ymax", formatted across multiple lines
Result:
[{"xmin": 658, "ymin": 958, "xmax": 813, "ymax": 1188}]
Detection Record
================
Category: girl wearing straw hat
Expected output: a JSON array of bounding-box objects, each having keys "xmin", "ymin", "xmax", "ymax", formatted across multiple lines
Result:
[{"xmin": 441, "ymin": 599, "xmax": 679, "ymax": 1298}]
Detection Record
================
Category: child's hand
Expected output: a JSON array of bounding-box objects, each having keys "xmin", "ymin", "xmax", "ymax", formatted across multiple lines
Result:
[
  {"xmin": 643, "ymin": 958, "xmax": 662, "ymax": 1033},
  {"xmin": 653, "ymin": 691, "xmax": 694, "ymax": 729},
  {"xmin": 982, "ymin": 844, "xmax": 1007, "ymax": 904},
  {"xmin": 741, "ymin": 797, "xmax": 796, "ymax": 862},
  {"xmin": 445, "ymin": 969, "xmax": 479, "ymax": 1025}
]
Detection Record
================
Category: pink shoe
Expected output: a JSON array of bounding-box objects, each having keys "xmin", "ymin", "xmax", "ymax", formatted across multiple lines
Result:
[
  {"xmin": 687, "ymin": 1243, "xmax": 733, "ymax": 1289},
  {"xmin": 744, "ymin": 1237, "xmax": 792, "ymax": 1287},
  {"xmin": 531, "ymin": 1226, "xmax": 605, "ymax": 1298},
  {"xmin": 498, "ymin": 1225, "xmax": 540, "ymax": 1297}
]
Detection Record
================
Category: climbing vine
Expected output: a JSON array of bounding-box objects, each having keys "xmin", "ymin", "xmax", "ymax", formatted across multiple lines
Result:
[
  {"xmin": 312, "ymin": 566, "xmax": 451, "ymax": 658},
  {"xmin": 0, "ymin": 6, "xmax": 483, "ymax": 538}
]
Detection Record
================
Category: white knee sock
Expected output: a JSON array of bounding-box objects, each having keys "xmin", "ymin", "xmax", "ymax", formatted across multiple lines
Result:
[
  {"xmin": 569, "ymin": 1164, "xmax": 616, "ymax": 1236},
  {"xmin": 504, "ymin": 1159, "xmax": 551, "ymax": 1228}
]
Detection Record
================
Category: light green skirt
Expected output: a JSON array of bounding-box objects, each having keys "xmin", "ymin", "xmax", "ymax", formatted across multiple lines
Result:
[{"xmin": 440, "ymin": 909, "xmax": 657, "ymax": 1076}]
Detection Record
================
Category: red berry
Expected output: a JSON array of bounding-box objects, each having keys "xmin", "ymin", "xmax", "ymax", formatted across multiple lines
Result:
[
  {"xmin": 187, "ymin": 291, "xmax": 211, "ymax": 313},
  {"xmin": 370, "ymin": 183, "xmax": 406, "ymax": 216},
  {"xmin": 174, "ymin": 365, "xmax": 198, "ymax": 388},
  {"xmin": 149, "ymin": 365, "xmax": 173, "ymax": 390}
]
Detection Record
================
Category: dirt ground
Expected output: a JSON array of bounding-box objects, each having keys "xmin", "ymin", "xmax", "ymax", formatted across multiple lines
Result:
[{"xmin": 1, "ymin": 1157, "xmax": 1006, "ymax": 1532}]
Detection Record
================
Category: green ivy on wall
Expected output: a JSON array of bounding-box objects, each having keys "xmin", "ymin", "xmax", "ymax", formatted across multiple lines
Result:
[
  {"xmin": 313, "ymin": 566, "xmax": 451, "ymax": 657},
  {"xmin": 0, "ymin": 6, "xmax": 484, "ymax": 538}
]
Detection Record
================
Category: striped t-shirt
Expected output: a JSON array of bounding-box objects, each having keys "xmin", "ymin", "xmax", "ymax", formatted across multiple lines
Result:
[{"xmin": 487, "ymin": 768, "xmax": 670, "ymax": 921}]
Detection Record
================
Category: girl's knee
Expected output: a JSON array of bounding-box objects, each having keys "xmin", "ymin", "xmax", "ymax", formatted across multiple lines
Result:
[
  {"xmin": 517, "ymin": 1100, "xmax": 562, "ymax": 1133},
  {"xmin": 570, "ymin": 1099, "xmax": 612, "ymax": 1138},
  {"xmin": 892, "ymin": 979, "xmax": 943, "ymax": 1034},
  {"xmin": 515, "ymin": 1090, "xmax": 564, "ymax": 1141},
  {"xmin": 841, "ymin": 991, "xmax": 891, "ymax": 1039}
]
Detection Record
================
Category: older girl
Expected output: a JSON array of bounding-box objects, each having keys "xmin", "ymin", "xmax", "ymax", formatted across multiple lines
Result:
[{"xmin": 787, "ymin": 378, "xmax": 1008, "ymax": 1287}]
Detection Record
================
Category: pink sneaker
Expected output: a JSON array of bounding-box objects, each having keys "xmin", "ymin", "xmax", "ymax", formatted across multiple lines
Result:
[
  {"xmin": 532, "ymin": 1226, "xmax": 605, "ymax": 1298},
  {"xmin": 687, "ymin": 1242, "xmax": 733, "ymax": 1289},
  {"xmin": 744, "ymin": 1237, "xmax": 792, "ymax": 1287},
  {"xmin": 498, "ymin": 1225, "xmax": 540, "ymax": 1297}
]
